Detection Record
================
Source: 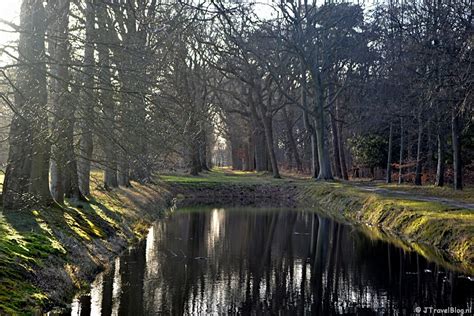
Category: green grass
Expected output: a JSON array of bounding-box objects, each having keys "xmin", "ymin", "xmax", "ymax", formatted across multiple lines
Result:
[
  {"xmin": 300, "ymin": 181, "xmax": 474, "ymax": 273},
  {"xmin": 375, "ymin": 183, "xmax": 474, "ymax": 204},
  {"xmin": 0, "ymin": 168, "xmax": 472, "ymax": 313},
  {"xmin": 160, "ymin": 169, "xmax": 473, "ymax": 272},
  {"xmin": 158, "ymin": 167, "xmax": 306, "ymax": 185},
  {"xmin": 0, "ymin": 171, "xmax": 169, "ymax": 314},
  {"xmin": 0, "ymin": 209, "xmax": 66, "ymax": 314}
]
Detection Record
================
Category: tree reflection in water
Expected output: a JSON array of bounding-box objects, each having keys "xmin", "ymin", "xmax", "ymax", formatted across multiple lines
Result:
[{"xmin": 72, "ymin": 208, "xmax": 474, "ymax": 315}]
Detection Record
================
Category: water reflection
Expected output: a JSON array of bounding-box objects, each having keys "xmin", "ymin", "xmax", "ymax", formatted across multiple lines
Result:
[{"xmin": 72, "ymin": 208, "xmax": 474, "ymax": 315}]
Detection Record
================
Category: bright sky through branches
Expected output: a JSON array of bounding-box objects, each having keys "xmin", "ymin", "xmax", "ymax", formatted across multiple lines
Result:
[
  {"xmin": 0, "ymin": 0, "xmax": 20, "ymax": 43},
  {"xmin": 0, "ymin": 0, "xmax": 20, "ymax": 65}
]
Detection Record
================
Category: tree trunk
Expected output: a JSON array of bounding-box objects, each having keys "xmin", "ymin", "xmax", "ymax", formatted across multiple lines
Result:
[
  {"xmin": 199, "ymin": 128, "xmax": 210, "ymax": 171},
  {"xmin": 190, "ymin": 140, "xmax": 202, "ymax": 176},
  {"xmin": 29, "ymin": 120, "xmax": 52, "ymax": 205},
  {"xmin": 64, "ymin": 85, "xmax": 83, "ymax": 200},
  {"xmin": 301, "ymin": 63, "xmax": 319, "ymax": 178},
  {"xmin": 398, "ymin": 116, "xmax": 404, "ymax": 184},
  {"xmin": 313, "ymin": 96, "xmax": 332, "ymax": 180},
  {"xmin": 3, "ymin": 115, "xmax": 32, "ymax": 209},
  {"xmin": 452, "ymin": 109, "xmax": 462, "ymax": 190},
  {"xmin": 435, "ymin": 130, "xmax": 445, "ymax": 187},
  {"xmin": 247, "ymin": 131, "xmax": 256, "ymax": 171},
  {"xmin": 230, "ymin": 133, "xmax": 242, "ymax": 170},
  {"xmin": 336, "ymin": 102, "xmax": 348, "ymax": 180},
  {"xmin": 77, "ymin": 0, "xmax": 95, "ymax": 196},
  {"xmin": 26, "ymin": 2, "xmax": 51, "ymax": 205},
  {"xmin": 282, "ymin": 107, "xmax": 302, "ymax": 172},
  {"xmin": 3, "ymin": 0, "xmax": 51, "ymax": 208},
  {"xmin": 386, "ymin": 122, "xmax": 393, "ymax": 183},
  {"xmin": 330, "ymin": 112, "xmax": 342, "ymax": 179},
  {"xmin": 48, "ymin": 0, "xmax": 83, "ymax": 202},
  {"xmin": 303, "ymin": 111, "xmax": 319, "ymax": 178},
  {"xmin": 414, "ymin": 110, "xmax": 423, "ymax": 186},
  {"xmin": 250, "ymin": 101, "xmax": 267, "ymax": 172},
  {"xmin": 98, "ymin": 1, "xmax": 118, "ymax": 190},
  {"xmin": 118, "ymin": 152, "xmax": 131, "ymax": 187},
  {"xmin": 260, "ymin": 111, "xmax": 280, "ymax": 178},
  {"xmin": 426, "ymin": 119, "xmax": 434, "ymax": 174},
  {"xmin": 311, "ymin": 69, "xmax": 332, "ymax": 180}
]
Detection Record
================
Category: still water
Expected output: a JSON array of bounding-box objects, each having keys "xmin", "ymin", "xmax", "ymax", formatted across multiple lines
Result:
[{"xmin": 71, "ymin": 208, "xmax": 473, "ymax": 315}]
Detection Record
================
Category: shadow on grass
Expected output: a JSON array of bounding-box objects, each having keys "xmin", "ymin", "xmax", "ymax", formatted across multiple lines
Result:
[{"xmin": 0, "ymin": 182, "xmax": 166, "ymax": 314}]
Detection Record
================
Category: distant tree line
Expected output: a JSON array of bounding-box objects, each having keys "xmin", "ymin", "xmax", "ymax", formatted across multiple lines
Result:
[{"xmin": 0, "ymin": 0, "xmax": 471, "ymax": 209}]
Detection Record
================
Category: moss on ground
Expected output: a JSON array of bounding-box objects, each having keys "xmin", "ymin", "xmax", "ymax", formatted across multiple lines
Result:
[
  {"xmin": 0, "ymin": 172, "xmax": 170, "ymax": 315},
  {"xmin": 161, "ymin": 170, "xmax": 473, "ymax": 272},
  {"xmin": 162, "ymin": 170, "xmax": 473, "ymax": 271},
  {"xmin": 0, "ymin": 168, "xmax": 472, "ymax": 314},
  {"xmin": 299, "ymin": 181, "xmax": 474, "ymax": 273}
]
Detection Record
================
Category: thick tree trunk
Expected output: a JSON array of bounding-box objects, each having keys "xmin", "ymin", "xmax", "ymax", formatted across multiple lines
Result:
[
  {"xmin": 49, "ymin": 0, "xmax": 83, "ymax": 202},
  {"xmin": 250, "ymin": 102, "xmax": 267, "ymax": 172},
  {"xmin": 230, "ymin": 133, "xmax": 243, "ymax": 170},
  {"xmin": 3, "ymin": 0, "xmax": 51, "ymax": 208},
  {"xmin": 311, "ymin": 69, "xmax": 332, "ymax": 180},
  {"xmin": 282, "ymin": 107, "xmax": 303, "ymax": 172},
  {"xmin": 118, "ymin": 151, "xmax": 131, "ymax": 187},
  {"xmin": 63, "ymin": 132, "xmax": 83, "ymax": 200},
  {"xmin": 301, "ymin": 63, "xmax": 319, "ymax": 178},
  {"xmin": 256, "ymin": 82, "xmax": 280, "ymax": 178},
  {"xmin": 398, "ymin": 116, "xmax": 404, "ymax": 184},
  {"xmin": 254, "ymin": 128, "xmax": 267, "ymax": 172},
  {"xmin": 190, "ymin": 140, "xmax": 202, "ymax": 176},
  {"xmin": 452, "ymin": 109, "xmax": 463, "ymax": 190},
  {"xmin": 199, "ymin": 128, "xmax": 210, "ymax": 171},
  {"xmin": 98, "ymin": 2, "xmax": 118, "ymax": 190},
  {"xmin": 77, "ymin": 0, "xmax": 95, "ymax": 196},
  {"xmin": 3, "ymin": 115, "xmax": 32, "ymax": 209},
  {"xmin": 314, "ymin": 99, "xmax": 332, "ymax": 180},
  {"xmin": 303, "ymin": 111, "xmax": 319, "ymax": 178},
  {"xmin": 386, "ymin": 122, "xmax": 393, "ymax": 183},
  {"xmin": 260, "ymin": 111, "xmax": 280, "ymax": 179},
  {"xmin": 29, "ymin": 119, "xmax": 52, "ymax": 205}
]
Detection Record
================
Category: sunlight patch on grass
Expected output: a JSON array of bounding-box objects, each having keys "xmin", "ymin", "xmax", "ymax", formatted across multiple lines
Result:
[
  {"xmin": 64, "ymin": 213, "xmax": 92, "ymax": 241},
  {"xmin": 31, "ymin": 211, "xmax": 66, "ymax": 254}
]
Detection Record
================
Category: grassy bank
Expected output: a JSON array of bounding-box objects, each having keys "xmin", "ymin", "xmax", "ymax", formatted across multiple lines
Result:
[
  {"xmin": 1, "ymin": 169, "xmax": 472, "ymax": 314},
  {"xmin": 161, "ymin": 170, "xmax": 474, "ymax": 272},
  {"xmin": 298, "ymin": 182, "xmax": 474, "ymax": 273},
  {"xmin": 0, "ymin": 174, "xmax": 171, "ymax": 315}
]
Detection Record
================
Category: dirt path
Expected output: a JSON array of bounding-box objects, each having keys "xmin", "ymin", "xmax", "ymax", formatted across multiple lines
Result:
[{"xmin": 355, "ymin": 185, "xmax": 474, "ymax": 210}]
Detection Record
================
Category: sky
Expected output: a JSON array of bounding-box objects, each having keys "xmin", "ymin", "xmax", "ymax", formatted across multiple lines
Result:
[
  {"xmin": 0, "ymin": 0, "xmax": 21, "ymax": 43},
  {"xmin": 0, "ymin": 0, "xmax": 376, "ymax": 54},
  {"xmin": 0, "ymin": 0, "xmax": 21, "ymax": 65}
]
